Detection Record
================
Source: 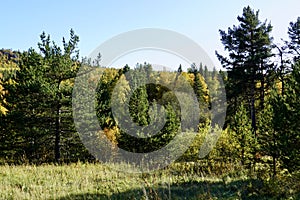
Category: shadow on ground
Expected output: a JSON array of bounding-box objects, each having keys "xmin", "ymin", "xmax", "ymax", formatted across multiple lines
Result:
[{"xmin": 52, "ymin": 178, "xmax": 290, "ymax": 200}]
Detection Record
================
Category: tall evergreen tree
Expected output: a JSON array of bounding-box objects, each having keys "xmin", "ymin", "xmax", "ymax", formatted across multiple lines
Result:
[
  {"xmin": 2, "ymin": 30, "xmax": 85, "ymax": 163},
  {"xmin": 286, "ymin": 17, "xmax": 300, "ymax": 61},
  {"xmin": 3, "ymin": 49, "xmax": 52, "ymax": 162},
  {"xmin": 216, "ymin": 6, "xmax": 274, "ymax": 138},
  {"xmin": 38, "ymin": 29, "xmax": 81, "ymax": 163},
  {"xmin": 273, "ymin": 17, "xmax": 300, "ymax": 172},
  {"xmin": 276, "ymin": 59, "xmax": 300, "ymax": 172}
]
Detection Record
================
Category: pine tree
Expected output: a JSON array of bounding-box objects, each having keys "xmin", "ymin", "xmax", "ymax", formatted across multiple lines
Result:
[
  {"xmin": 286, "ymin": 17, "xmax": 300, "ymax": 61},
  {"xmin": 270, "ymin": 18, "xmax": 300, "ymax": 172},
  {"xmin": 258, "ymin": 94, "xmax": 280, "ymax": 178},
  {"xmin": 38, "ymin": 29, "xmax": 80, "ymax": 163},
  {"xmin": 278, "ymin": 60, "xmax": 300, "ymax": 172},
  {"xmin": 3, "ymin": 30, "xmax": 83, "ymax": 163},
  {"xmin": 3, "ymin": 49, "xmax": 52, "ymax": 162},
  {"xmin": 216, "ymin": 6, "xmax": 274, "ymax": 138},
  {"xmin": 231, "ymin": 104, "xmax": 255, "ymax": 166}
]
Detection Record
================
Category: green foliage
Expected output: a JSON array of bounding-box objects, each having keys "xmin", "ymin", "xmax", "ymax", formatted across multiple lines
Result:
[
  {"xmin": 287, "ymin": 17, "xmax": 300, "ymax": 61},
  {"xmin": 276, "ymin": 61, "xmax": 300, "ymax": 172},
  {"xmin": 187, "ymin": 63, "xmax": 210, "ymax": 126},
  {"xmin": 1, "ymin": 11, "xmax": 300, "ymax": 200},
  {"xmin": 216, "ymin": 6, "xmax": 275, "ymax": 135},
  {"xmin": 0, "ymin": 49, "xmax": 19, "ymax": 115},
  {"xmin": 230, "ymin": 104, "xmax": 256, "ymax": 166},
  {"xmin": 96, "ymin": 68, "xmax": 121, "ymax": 129},
  {"xmin": 0, "ymin": 30, "xmax": 91, "ymax": 164},
  {"xmin": 99, "ymin": 64, "xmax": 181, "ymax": 154}
]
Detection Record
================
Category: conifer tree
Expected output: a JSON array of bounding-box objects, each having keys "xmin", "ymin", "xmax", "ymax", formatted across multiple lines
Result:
[
  {"xmin": 287, "ymin": 17, "xmax": 300, "ymax": 61},
  {"xmin": 216, "ymin": 6, "xmax": 274, "ymax": 138},
  {"xmin": 3, "ymin": 30, "xmax": 83, "ymax": 163}
]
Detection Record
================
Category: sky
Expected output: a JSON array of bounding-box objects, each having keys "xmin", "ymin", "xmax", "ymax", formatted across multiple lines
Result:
[{"xmin": 1, "ymin": 1, "xmax": 299, "ymax": 70}]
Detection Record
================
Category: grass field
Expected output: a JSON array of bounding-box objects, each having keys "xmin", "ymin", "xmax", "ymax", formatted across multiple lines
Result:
[{"xmin": 0, "ymin": 162, "xmax": 299, "ymax": 200}]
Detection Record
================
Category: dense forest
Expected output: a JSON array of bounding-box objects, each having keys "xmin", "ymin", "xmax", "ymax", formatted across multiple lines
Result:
[{"xmin": 1, "ymin": 6, "xmax": 300, "ymax": 198}]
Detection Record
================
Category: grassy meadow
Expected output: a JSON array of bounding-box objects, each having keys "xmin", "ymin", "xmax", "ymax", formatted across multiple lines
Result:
[{"xmin": 1, "ymin": 162, "xmax": 300, "ymax": 200}]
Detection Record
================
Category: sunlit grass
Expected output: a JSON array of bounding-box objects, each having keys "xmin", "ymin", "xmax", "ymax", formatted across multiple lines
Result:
[{"xmin": 0, "ymin": 162, "xmax": 299, "ymax": 199}]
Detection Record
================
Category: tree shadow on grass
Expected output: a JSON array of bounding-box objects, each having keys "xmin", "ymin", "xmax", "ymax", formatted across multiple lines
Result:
[{"xmin": 52, "ymin": 178, "xmax": 284, "ymax": 200}]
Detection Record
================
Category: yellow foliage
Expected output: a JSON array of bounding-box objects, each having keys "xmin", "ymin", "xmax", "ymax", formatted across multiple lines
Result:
[
  {"xmin": 0, "ymin": 50, "xmax": 19, "ymax": 115},
  {"xmin": 103, "ymin": 127, "xmax": 119, "ymax": 147},
  {"xmin": 0, "ymin": 105, "xmax": 8, "ymax": 115}
]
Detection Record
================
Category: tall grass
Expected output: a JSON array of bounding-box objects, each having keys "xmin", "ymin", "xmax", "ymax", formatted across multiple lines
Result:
[{"xmin": 0, "ymin": 162, "xmax": 299, "ymax": 199}]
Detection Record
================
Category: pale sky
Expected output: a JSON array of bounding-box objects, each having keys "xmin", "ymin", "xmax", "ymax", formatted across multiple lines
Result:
[{"xmin": 1, "ymin": 1, "xmax": 299, "ymax": 70}]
